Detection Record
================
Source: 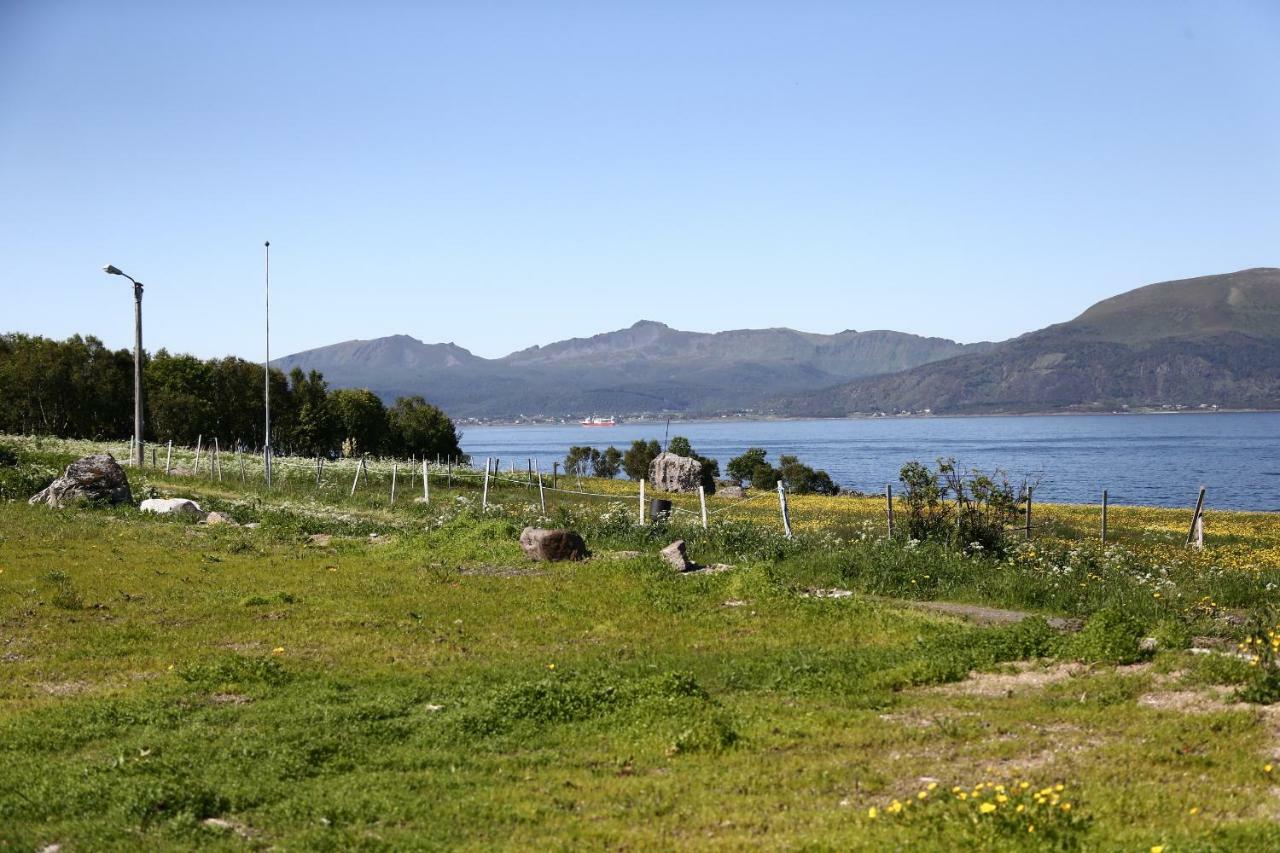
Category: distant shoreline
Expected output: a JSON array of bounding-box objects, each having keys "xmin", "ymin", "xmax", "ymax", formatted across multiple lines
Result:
[{"xmin": 463, "ymin": 408, "xmax": 1280, "ymax": 428}]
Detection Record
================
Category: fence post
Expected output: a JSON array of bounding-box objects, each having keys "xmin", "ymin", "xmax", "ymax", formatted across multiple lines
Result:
[
  {"xmin": 527, "ymin": 458, "xmax": 533, "ymax": 489},
  {"xmin": 777, "ymin": 481, "xmax": 792, "ymax": 539},
  {"xmin": 552, "ymin": 461, "xmax": 559, "ymax": 490},
  {"xmin": 164, "ymin": 440, "xmax": 173, "ymax": 475},
  {"xmin": 1101, "ymin": 489, "xmax": 1108, "ymax": 544},
  {"xmin": 698, "ymin": 485, "xmax": 708, "ymax": 529},
  {"xmin": 238, "ymin": 449, "xmax": 245, "ymax": 483},
  {"xmin": 1187, "ymin": 486, "xmax": 1206, "ymax": 549},
  {"xmin": 639, "ymin": 478, "xmax": 646, "ymax": 524},
  {"xmin": 422, "ymin": 458, "xmax": 429, "ymax": 503},
  {"xmin": 349, "ymin": 458, "xmax": 362, "ymax": 496},
  {"xmin": 535, "ymin": 460, "xmax": 546, "ymax": 513},
  {"xmin": 390, "ymin": 462, "xmax": 398, "ymax": 506},
  {"xmin": 151, "ymin": 446, "xmax": 157, "ymax": 468},
  {"xmin": 1024, "ymin": 486, "xmax": 1033, "ymax": 540},
  {"xmin": 482, "ymin": 457, "xmax": 491, "ymax": 510},
  {"xmin": 447, "ymin": 457, "xmax": 453, "ymax": 487},
  {"xmin": 885, "ymin": 484, "xmax": 894, "ymax": 539},
  {"xmin": 193, "ymin": 435, "xmax": 202, "ymax": 474},
  {"xmin": 214, "ymin": 438, "xmax": 222, "ymax": 482}
]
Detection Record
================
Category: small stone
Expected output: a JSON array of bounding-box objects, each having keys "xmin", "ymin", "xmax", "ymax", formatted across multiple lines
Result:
[
  {"xmin": 519, "ymin": 527, "xmax": 588, "ymax": 561},
  {"xmin": 203, "ymin": 511, "xmax": 237, "ymax": 525},
  {"xmin": 1139, "ymin": 636, "xmax": 1158, "ymax": 652},
  {"xmin": 660, "ymin": 540, "xmax": 694, "ymax": 572},
  {"xmin": 140, "ymin": 498, "xmax": 207, "ymax": 520}
]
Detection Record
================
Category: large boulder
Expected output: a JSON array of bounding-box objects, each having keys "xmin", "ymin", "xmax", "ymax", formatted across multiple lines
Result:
[
  {"xmin": 140, "ymin": 498, "xmax": 207, "ymax": 520},
  {"xmin": 648, "ymin": 452, "xmax": 703, "ymax": 494},
  {"xmin": 29, "ymin": 453, "xmax": 132, "ymax": 508},
  {"xmin": 519, "ymin": 527, "xmax": 588, "ymax": 562}
]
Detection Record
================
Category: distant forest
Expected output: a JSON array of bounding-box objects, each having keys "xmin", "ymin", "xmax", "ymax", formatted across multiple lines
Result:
[{"xmin": 0, "ymin": 333, "xmax": 463, "ymax": 460}]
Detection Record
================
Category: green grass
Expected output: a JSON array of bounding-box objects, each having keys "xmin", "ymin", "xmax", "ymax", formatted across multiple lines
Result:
[{"xmin": 3, "ymin": 436, "xmax": 1280, "ymax": 848}]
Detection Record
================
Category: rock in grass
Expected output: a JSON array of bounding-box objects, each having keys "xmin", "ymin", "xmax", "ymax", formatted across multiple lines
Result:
[
  {"xmin": 519, "ymin": 527, "xmax": 587, "ymax": 562},
  {"xmin": 648, "ymin": 452, "xmax": 703, "ymax": 494},
  {"xmin": 28, "ymin": 453, "xmax": 132, "ymax": 508},
  {"xmin": 140, "ymin": 497, "xmax": 208, "ymax": 520},
  {"xmin": 661, "ymin": 539, "xmax": 695, "ymax": 572},
  {"xmin": 203, "ymin": 511, "xmax": 237, "ymax": 526}
]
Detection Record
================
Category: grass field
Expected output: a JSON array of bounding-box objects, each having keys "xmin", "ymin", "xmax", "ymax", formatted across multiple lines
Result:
[{"xmin": 3, "ymin": 436, "xmax": 1280, "ymax": 850}]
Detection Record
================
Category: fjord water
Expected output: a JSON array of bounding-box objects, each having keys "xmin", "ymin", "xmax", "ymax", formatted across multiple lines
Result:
[{"xmin": 463, "ymin": 412, "xmax": 1280, "ymax": 511}]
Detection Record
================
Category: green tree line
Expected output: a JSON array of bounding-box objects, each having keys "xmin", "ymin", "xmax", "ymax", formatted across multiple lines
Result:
[{"xmin": 0, "ymin": 333, "xmax": 462, "ymax": 460}]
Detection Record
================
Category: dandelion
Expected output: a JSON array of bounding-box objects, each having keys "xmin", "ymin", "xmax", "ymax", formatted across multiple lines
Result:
[
  {"xmin": 917, "ymin": 791, "xmax": 928, "ymax": 800},
  {"xmin": 1266, "ymin": 763, "xmax": 1274, "ymax": 774},
  {"xmin": 1188, "ymin": 806, "xmax": 1199, "ymax": 815},
  {"xmin": 867, "ymin": 806, "xmax": 878, "ymax": 819},
  {"xmin": 272, "ymin": 647, "xmax": 284, "ymax": 655},
  {"xmin": 1151, "ymin": 847, "xmax": 1165, "ymax": 853},
  {"xmin": 1061, "ymin": 802, "xmax": 1071, "ymax": 812},
  {"xmin": 547, "ymin": 663, "xmax": 556, "ymax": 670},
  {"xmin": 979, "ymin": 802, "xmax": 997, "ymax": 814}
]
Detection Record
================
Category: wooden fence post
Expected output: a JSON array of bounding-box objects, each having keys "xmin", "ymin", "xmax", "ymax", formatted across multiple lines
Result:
[
  {"xmin": 1024, "ymin": 487, "xmax": 1033, "ymax": 540},
  {"xmin": 777, "ymin": 481, "xmax": 792, "ymax": 539},
  {"xmin": 535, "ymin": 460, "xmax": 546, "ymax": 513},
  {"xmin": 390, "ymin": 462, "xmax": 398, "ymax": 506},
  {"xmin": 164, "ymin": 440, "xmax": 172, "ymax": 475},
  {"xmin": 422, "ymin": 459, "xmax": 429, "ymax": 503},
  {"xmin": 482, "ymin": 457, "xmax": 491, "ymax": 510},
  {"xmin": 639, "ymin": 478, "xmax": 646, "ymax": 524},
  {"xmin": 349, "ymin": 458, "xmax": 362, "ymax": 496},
  {"xmin": 193, "ymin": 435, "xmax": 202, "ymax": 475},
  {"xmin": 885, "ymin": 484, "xmax": 894, "ymax": 539},
  {"xmin": 698, "ymin": 485, "xmax": 708, "ymax": 529},
  {"xmin": 1101, "ymin": 489, "xmax": 1108, "ymax": 544},
  {"xmin": 1187, "ymin": 486, "xmax": 1206, "ymax": 549},
  {"xmin": 151, "ymin": 446, "xmax": 157, "ymax": 468},
  {"xmin": 527, "ymin": 458, "xmax": 533, "ymax": 489},
  {"xmin": 238, "ymin": 449, "xmax": 245, "ymax": 483},
  {"xmin": 447, "ymin": 457, "xmax": 453, "ymax": 487},
  {"xmin": 552, "ymin": 461, "xmax": 559, "ymax": 490},
  {"xmin": 214, "ymin": 438, "xmax": 222, "ymax": 482}
]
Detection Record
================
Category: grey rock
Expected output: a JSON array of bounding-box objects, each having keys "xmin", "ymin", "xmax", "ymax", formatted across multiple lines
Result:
[
  {"xmin": 519, "ymin": 527, "xmax": 587, "ymax": 561},
  {"xmin": 29, "ymin": 453, "xmax": 132, "ymax": 508},
  {"xmin": 140, "ymin": 498, "xmax": 207, "ymax": 519},
  {"xmin": 648, "ymin": 452, "xmax": 703, "ymax": 494},
  {"xmin": 717, "ymin": 484, "xmax": 745, "ymax": 499},
  {"xmin": 203, "ymin": 511, "xmax": 237, "ymax": 525},
  {"xmin": 660, "ymin": 539, "xmax": 694, "ymax": 572}
]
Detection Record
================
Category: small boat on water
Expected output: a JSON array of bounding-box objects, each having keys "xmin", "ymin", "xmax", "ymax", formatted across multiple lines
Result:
[{"xmin": 580, "ymin": 415, "xmax": 617, "ymax": 427}]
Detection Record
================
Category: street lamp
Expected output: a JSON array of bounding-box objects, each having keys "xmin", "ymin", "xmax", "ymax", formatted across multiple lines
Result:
[{"xmin": 103, "ymin": 264, "xmax": 145, "ymax": 467}]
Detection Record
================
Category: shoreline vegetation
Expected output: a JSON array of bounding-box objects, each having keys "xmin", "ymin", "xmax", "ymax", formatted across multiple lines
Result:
[{"xmin": 3, "ymin": 433, "xmax": 1280, "ymax": 849}]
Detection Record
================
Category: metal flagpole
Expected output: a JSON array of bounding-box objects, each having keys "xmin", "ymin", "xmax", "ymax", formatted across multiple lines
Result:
[{"xmin": 264, "ymin": 240, "xmax": 272, "ymax": 487}]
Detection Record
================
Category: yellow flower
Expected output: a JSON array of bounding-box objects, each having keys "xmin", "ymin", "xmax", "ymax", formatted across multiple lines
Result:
[
  {"xmin": 996, "ymin": 794, "xmax": 1009, "ymax": 803},
  {"xmin": 867, "ymin": 806, "xmax": 878, "ymax": 819},
  {"xmin": 1027, "ymin": 824, "xmax": 1035, "ymax": 833},
  {"xmin": 1151, "ymin": 847, "xmax": 1164, "ymax": 853},
  {"xmin": 547, "ymin": 663, "xmax": 556, "ymax": 670},
  {"xmin": 1061, "ymin": 803, "xmax": 1072, "ymax": 812},
  {"xmin": 927, "ymin": 782, "xmax": 938, "ymax": 791},
  {"xmin": 1016, "ymin": 804, "xmax": 1025, "ymax": 813},
  {"xmin": 979, "ymin": 802, "xmax": 997, "ymax": 814},
  {"xmin": 271, "ymin": 647, "xmax": 285, "ymax": 655},
  {"xmin": 1267, "ymin": 764, "xmax": 1274, "ymax": 774},
  {"xmin": 1189, "ymin": 806, "xmax": 1200, "ymax": 815}
]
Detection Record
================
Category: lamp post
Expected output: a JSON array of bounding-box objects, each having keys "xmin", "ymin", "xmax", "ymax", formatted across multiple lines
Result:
[{"xmin": 103, "ymin": 264, "xmax": 145, "ymax": 467}]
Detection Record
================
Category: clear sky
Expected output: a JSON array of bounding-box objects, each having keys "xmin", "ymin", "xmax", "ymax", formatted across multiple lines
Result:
[{"xmin": 2, "ymin": 1, "xmax": 1278, "ymax": 360}]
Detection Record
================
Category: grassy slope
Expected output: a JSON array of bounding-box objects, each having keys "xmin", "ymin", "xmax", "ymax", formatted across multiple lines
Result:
[{"xmin": 3, "ymin": 437, "xmax": 1280, "ymax": 848}]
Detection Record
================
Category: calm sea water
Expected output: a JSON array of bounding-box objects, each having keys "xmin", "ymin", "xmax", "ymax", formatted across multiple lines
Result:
[{"xmin": 462, "ymin": 413, "xmax": 1280, "ymax": 511}]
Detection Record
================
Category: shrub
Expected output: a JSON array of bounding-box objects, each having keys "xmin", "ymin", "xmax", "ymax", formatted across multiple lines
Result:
[{"xmin": 1064, "ymin": 607, "xmax": 1149, "ymax": 665}]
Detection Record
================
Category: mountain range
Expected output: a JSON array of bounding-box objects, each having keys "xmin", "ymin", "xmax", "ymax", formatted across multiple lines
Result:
[{"xmin": 275, "ymin": 267, "xmax": 1280, "ymax": 418}]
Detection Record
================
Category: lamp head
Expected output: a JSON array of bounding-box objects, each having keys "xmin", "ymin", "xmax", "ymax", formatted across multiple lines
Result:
[{"xmin": 103, "ymin": 264, "xmax": 123, "ymax": 276}]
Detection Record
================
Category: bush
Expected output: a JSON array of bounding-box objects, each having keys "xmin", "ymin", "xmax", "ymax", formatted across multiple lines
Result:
[
  {"xmin": 1064, "ymin": 607, "xmax": 1150, "ymax": 665},
  {"xmin": 898, "ymin": 458, "xmax": 1024, "ymax": 555}
]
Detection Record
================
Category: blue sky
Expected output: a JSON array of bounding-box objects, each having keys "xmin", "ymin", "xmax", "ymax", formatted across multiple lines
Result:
[{"xmin": 2, "ymin": 1, "xmax": 1278, "ymax": 360}]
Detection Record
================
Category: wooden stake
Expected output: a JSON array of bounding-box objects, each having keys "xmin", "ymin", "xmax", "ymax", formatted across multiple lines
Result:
[
  {"xmin": 164, "ymin": 440, "xmax": 172, "ymax": 475},
  {"xmin": 639, "ymin": 478, "xmax": 646, "ymax": 524},
  {"xmin": 151, "ymin": 446, "xmax": 157, "ymax": 468},
  {"xmin": 193, "ymin": 435, "xmax": 202, "ymax": 474},
  {"xmin": 214, "ymin": 437, "xmax": 222, "ymax": 482},
  {"xmin": 552, "ymin": 461, "xmax": 558, "ymax": 490},
  {"xmin": 238, "ymin": 449, "xmax": 245, "ymax": 483},
  {"xmin": 1024, "ymin": 487, "xmax": 1033, "ymax": 540},
  {"xmin": 698, "ymin": 485, "xmax": 708, "ymax": 529},
  {"xmin": 885, "ymin": 484, "xmax": 894, "ymax": 539},
  {"xmin": 350, "ymin": 459, "xmax": 362, "ymax": 496},
  {"xmin": 1101, "ymin": 489, "xmax": 1108, "ymax": 544},
  {"xmin": 422, "ymin": 458, "xmax": 429, "ymax": 503},
  {"xmin": 447, "ymin": 458, "xmax": 453, "ymax": 487},
  {"xmin": 527, "ymin": 458, "xmax": 533, "ymax": 489},
  {"xmin": 777, "ymin": 481, "xmax": 792, "ymax": 539},
  {"xmin": 390, "ymin": 462, "xmax": 398, "ymax": 506},
  {"xmin": 482, "ymin": 457, "xmax": 491, "ymax": 510},
  {"xmin": 535, "ymin": 459, "xmax": 546, "ymax": 513},
  {"xmin": 1187, "ymin": 486, "xmax": 1206, "ymax": 549}
]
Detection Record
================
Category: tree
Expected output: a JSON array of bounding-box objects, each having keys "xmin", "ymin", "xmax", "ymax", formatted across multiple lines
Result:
[
  {"xmin": 564, "ymin": 445, "xmax": 599, "ymax": 477},
  {"xmin": 727, "ymin": 447, "xmax": 769, "ymax": 485},
  {"xmin": 329, "ymin": 388, "xmax": 387, "ymax": 457},
  {"xmin": 386, "ymin": 395, "xmax": 462, "ymax": 460},
  {"xmin": 622, "ymin": 439, "xmax": 661, "ymax": 481},
  {"xmin": 592, "ymin": 446, "xmax": 622, "ymax": 478},
  {"xmin": 668, "ymin": 436, "xmax": 693, "ymax": 457},
  {"xmin": 288, "ymin": 368, "xmax": 337, "ymax": 457},
  {"xmin": 776, "ymin": 454, "xmax": 839, "ymax": 495}
]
